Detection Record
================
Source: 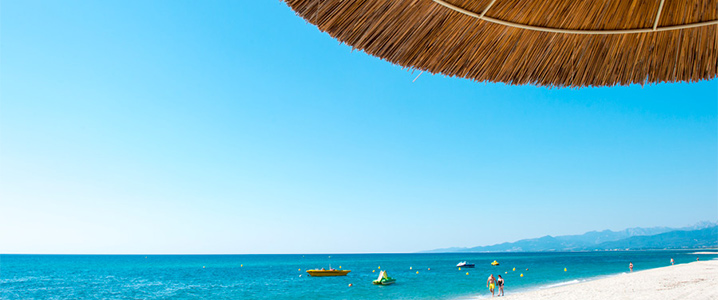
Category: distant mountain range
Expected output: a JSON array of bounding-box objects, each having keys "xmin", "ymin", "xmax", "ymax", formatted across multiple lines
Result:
[{"xmin": 423, "ymin": 221, "xmax": 718, "ymax": 253}]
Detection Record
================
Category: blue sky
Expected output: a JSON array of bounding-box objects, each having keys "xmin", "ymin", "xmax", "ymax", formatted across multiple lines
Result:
[{"xmin": 1, "ymin": 1, "xmax": 716, "ymax": 254}]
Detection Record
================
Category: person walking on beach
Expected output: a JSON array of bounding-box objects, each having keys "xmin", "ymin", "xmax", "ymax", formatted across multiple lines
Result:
[
  {"xmin": 487, "ymin": 274, "xmax": 496, "ymax": 297},
  {"xmin": 670, "ymin": 258, "xmax": 674, "ymax": 265},
  {"xmin": 629, "ymin": 262, "xmax": 633, "ymax": 272},
  {"xmin": 497, "ymin": 275, "xmax": 505, "ymax": 296}
]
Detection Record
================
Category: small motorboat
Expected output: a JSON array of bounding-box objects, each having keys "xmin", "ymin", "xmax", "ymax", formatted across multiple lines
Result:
[
  {"xmin": 372, "ymin": 270, "xmax": 396, "ymax": 285},
  {"xmin": 456, "ymin": 261, "xmax": 475, "ymax": 268},
  {"xmin": 491, "ymin": 260, "xmax": 500, "ymax": 266},
  {"xmin": 306, "ymin": 268, "xmax": 351, "ymax": 277}
]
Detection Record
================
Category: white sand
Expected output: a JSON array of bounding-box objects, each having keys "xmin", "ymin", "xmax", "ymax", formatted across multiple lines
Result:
[{"xmin": 495, "ymin": 260, "xmax": 718, "ymax": 300}]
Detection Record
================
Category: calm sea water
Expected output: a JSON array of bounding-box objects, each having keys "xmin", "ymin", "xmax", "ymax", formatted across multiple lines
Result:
[{"xmin": 1, "ymin": 251, "xmax": 716, "ymax": 299}]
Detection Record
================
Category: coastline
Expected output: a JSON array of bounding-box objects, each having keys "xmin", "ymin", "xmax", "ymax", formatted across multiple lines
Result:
[{"xmin": 488, "ymin": 259, "xmax": 718, "ymax": 300}]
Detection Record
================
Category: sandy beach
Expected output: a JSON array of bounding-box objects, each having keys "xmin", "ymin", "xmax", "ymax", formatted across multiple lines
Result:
[{"xmin": 496, "ymin": 260, "xmax": 718, "ymax": 300}]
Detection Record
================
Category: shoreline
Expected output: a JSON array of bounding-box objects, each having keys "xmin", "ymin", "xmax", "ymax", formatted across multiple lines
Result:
[{"xmin": 483, "ymin": 259, "xmax": 718, "ymax": 300}]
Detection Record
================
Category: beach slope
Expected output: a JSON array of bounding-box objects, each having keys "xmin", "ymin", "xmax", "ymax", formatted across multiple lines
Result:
[{"xmin": 500, "ymin": 260, "xmax": 718, "ymax": 300}]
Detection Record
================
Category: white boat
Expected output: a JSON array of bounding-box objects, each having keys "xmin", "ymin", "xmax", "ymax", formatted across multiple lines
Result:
[{"xmin": 456, "ymin": 261, "xmax": 475, "ymax": 268}]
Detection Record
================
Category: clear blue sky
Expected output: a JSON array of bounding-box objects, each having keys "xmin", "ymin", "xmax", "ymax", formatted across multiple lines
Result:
[{"xmin": 1, "ymin": 1, "xmax": 716, "ymax": 254}]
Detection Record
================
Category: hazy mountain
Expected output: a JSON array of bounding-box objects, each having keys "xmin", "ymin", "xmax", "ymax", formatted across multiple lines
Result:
[
  {"xmin": 423, "ymin": 221, "xmax": 717, "ymax": 253},
  {"xmin": 594, "ymin": 227, "xmax": 718, "ymax": 250},
  {"xmin": 681, "ymin": 221, "xmax": 718, "ymax": 230}
]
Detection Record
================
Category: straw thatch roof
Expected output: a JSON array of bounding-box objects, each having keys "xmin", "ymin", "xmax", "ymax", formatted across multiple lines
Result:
[{"xmin": 283, "ymin": 0, "xmax": 717, "ymax": 87}]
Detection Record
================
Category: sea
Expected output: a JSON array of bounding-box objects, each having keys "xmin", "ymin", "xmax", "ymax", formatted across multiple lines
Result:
[{"xmin": 1, "ymin": 250, "xmax": 716, "ymax": 299}]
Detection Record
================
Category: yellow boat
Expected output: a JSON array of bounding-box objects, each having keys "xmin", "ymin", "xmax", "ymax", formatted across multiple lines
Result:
[
  {"xmin": 491, "ymin": 260, "xmax": 500, "ymax": 266},
  {"xmin": 306, "ymin": 269, "xmax": 351, "ymax": 277}
]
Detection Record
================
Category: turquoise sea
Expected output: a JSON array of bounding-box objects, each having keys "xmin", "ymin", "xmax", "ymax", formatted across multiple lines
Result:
[{"xmin": 1, "ymin": 250, "xmax": 716, "ymax": 299}]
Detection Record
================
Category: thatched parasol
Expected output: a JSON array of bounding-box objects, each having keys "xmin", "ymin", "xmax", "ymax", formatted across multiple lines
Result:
[{"xmin": 282, "ymin": 0, "xmax": 717, "ymax": 87}]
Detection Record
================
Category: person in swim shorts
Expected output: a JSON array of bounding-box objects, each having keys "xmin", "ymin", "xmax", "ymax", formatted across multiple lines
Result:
[
  {"xmin": 497, "ymin": 275, "xmax": 504, "ymax": 296},
  {"xmin": 487, "ymin": 274, "xmax": 496, "ymax": 297}
]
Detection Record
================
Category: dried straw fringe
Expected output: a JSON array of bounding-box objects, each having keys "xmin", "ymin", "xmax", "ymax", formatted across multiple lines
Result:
[{"xmin": 283, "ymin": 0, "xmax": 717, "ymax": 87}]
